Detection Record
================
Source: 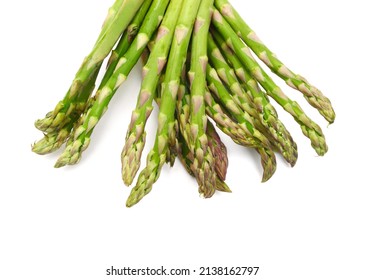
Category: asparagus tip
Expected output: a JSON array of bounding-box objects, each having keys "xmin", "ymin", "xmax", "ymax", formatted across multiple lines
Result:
[
  {"xmin": 259, "ymin": 148, "xmax": 277, "ymax": 183},
  {"xmin": 215, "ymin": 179, "xmax": 232, "ymax": 193}
]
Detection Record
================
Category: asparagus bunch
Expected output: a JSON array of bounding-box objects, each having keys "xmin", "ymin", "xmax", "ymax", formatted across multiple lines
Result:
[{"xmin": 33, "ymin": 0, "xmax": 335, "ymax": 207}]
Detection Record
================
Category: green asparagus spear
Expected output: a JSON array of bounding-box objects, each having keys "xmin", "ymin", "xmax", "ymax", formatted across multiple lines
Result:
[
  {"xmin": 177, "ymin": 71, "xmax": 229, "ymax": 185},
  {"xmin": 122, "ymin": 0, "xmax": 183, "ymax": 186},
  {"xmin": 32, "ymin": 1, "xmax": 152, "ymax": 154},
  {"xmin": 126, "ymin": 0, "xmax": 202, "ymax": 207},
  {"xmin": 187, "ymin": 0, "xmax": 216, "ymax": 198},
  {"xmin": 106, "ymin": 0, "xmax": 153, "ymax": 70},
  {"xmin": 207, "ymin": 64, "xmax": 271, "ymax": 150},
  {"xmin": 214, "ymin": 0, "xmax": 335, "ymax": 124},
  {"xmin": 205, "ymin": 90, "xmax": 253, "ymax": 147},
  {"xmin": 204, "ymin": 89, "xmax": 276, "ymax": 182},
  {"xmin": 32, "ymin": 67, "xmax": 99, "ymax": 154},
  {"xmin": 141, "ymin": 47, "xmax": 229, "ymax": 191},
  {"xmin": 207, "ymin": 62, "xmax": 277, "ymax": 182},
  {"xmin": 35, "ymin": 0, "xmax": 145, "ymax": 133},
  {"xmin": 55, "ymin": 0, "xmax": 170, "ymax": 167},
  {"xmin": 212, "ymin": 9, "xmax": 328, "ymax": 156},
  {"xmin": 177, "ymin": 124, "xmax": 231, "ymax": 193},
  {"xmin": 206, "ymin": 121, "xmax": 228, "ymax": 181},
  {"xmin": 209, "ymin": 31, "xmax": 298, "ymax": 166}
]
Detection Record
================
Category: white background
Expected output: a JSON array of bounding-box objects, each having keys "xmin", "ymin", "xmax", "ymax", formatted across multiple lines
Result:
[{"xmin": 0, "ymin": 0, "xmax": 364, "ymax": 279}]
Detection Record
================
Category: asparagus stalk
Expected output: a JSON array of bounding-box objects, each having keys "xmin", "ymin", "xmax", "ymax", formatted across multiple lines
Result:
[
  {"xmin": 126, "ymin": 0, "xmax": 202, "ymax": 207},
  {"xmin": 209, "ymin": 32, "xmax": 298, "ymax": 166},
  {"xmin": 32, "ymin": 1, "xmax": 152, "ymax": 155},
  {"xmin": 205, "ymin": 90, "xmax": 253, "ymax": 147},
  {"xmin": 55, "ymin": 0, "xmax": 170, "ymax": 167},
  {"xmin": 34, "ymin": 0, "xmax": 145, "ymax": 133},
  {"xmin": 140, "ymin": 47, "xmax": 179, "ymax": 169},
  {"xmin": 96, "ymin": 0, "xmax": 126, "ymax": 45},
  {"xmin": 34, "ymin": 0, "xmax": 128, "ymax": 134},
  {"xmin": 142, "ymin": 47, "xmax": 229, "ymax": 191},
  {"xmin": 208, "ymin": 34, "xmax": 259, "ymax": 122},
  {"xmin": 206, "ymin": 120, "xmax": 228, "ymax": 181},
  {"xmin": 177, "ymin": 130, "xmax": 231, "ymax": 193},
  {"xmin": 207, "ymin": 63, "xmax": 277, "ymax": 181},
  {"xmin": 32, "ymin": 67, "xmax": 99, "ymax": 154},
  {"xmin": 204, "ymin": 90, "xmax": 276, "ymax": 182},
  {"xmin": 212, "ymin": 9, "xmax": 328, "ymax": 156},
  {"xmin": 106, "ymin": 0, "xmax": 154, "ymax": 69},
  {"xmin": 32, "ymin": 0, "xmax": 335, "ymax": 206},
  {"xmin": 31, "ymin": 125, "xmax": 72, "ymax": 155},
  {"xmin": 122, "ymin": 0, "xmax": 183, "ymax": 186},
  {"xmin": 177, "ymin": 74, "xmax": 229, "ymax": 184},
  {"xmin": 257, "ymin": 147, "xmax": 277, "ymax": 182},
  {"xmin": 207, "ymin": 64, "xmax": 271, "ymax": 150},
  {"xmin": 187, "ymin": 0, "xmax": 216, "ymax": 198},
  {"xmin": 177, "ymin": 125, "xmax": 231, "ymax": 193},
  {"xmin": 176, "ymin": 83, "xmax": 190, "ymax": 150},
  {"xmin": 214, "ymin": 178, "xmax": 232, "ymax": 193},
  {"xmin": 214, "ymin": 0, "xmax": 335, "ymax": 124}
]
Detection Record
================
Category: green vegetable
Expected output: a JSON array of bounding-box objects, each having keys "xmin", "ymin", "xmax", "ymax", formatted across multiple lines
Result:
[{"xmin": 33, "ymin": 0, "xmax": 335, "ymax": 206}]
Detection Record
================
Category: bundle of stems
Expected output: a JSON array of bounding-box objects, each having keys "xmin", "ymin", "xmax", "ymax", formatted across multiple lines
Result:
[{"xmin": 32, "ymin": 0, "xmax": 335, "ymax": 207}]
